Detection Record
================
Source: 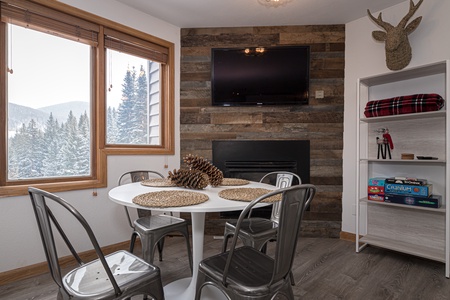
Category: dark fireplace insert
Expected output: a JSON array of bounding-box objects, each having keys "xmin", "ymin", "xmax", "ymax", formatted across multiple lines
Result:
[{"xmin": 213, "ymin": 140, "xmax": 310, "ymax": 218}]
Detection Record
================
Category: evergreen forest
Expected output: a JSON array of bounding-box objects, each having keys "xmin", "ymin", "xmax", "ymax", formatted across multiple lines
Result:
[{"xmin": 8, "ymin": 65, "xmax": 150, "ymax": 180}]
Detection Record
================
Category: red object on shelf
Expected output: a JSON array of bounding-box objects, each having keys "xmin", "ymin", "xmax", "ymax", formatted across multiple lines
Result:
[{"xmin": 364, "ymin": 93, "xmax": 444, "ymax": 118}]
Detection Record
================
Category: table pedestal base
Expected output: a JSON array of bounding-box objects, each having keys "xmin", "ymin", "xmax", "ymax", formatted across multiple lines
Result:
[
  {"xmin": 162, "ymin": 212, "xmax": 227, "ymax": 300},
  {"xmin": 163, "ymin": 278, "xmax": 227, "ymax": 300},
  {"xmin": 163, "ymin": 278, "xmax": 191, "ymax": 299}
]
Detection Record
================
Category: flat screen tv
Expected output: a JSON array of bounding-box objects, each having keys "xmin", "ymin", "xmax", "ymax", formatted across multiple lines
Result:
[{"xmin": 211, "ymin": 46, "xmax": 310, "ymax": 106}]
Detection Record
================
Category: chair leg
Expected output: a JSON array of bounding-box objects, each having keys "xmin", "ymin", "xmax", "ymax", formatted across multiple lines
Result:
[
  {"xmin": 261, "ymin": 243, "xmax": 267, "ymax": 254},
  {"xmin": 290, "ymin": 271, "xmax": 296, "ymax": 286},
  {"xmin": 221, "ymin": 233, "xmax": 233, "ymax": 253},
  {"xmin": 129, "ymin": 231, "xmax": 138, "ymax": 253},
  {"xmin": 157, "ymin": 238, "xmax": 165, "ymax": 262},
  {"xmin": 140, "ymin": 234, "xmax": 156, "ymax": 265},
  {"xmin": 195, "ymin": 270, "xmax": 207, "ymax": 300},
  {"xmin": 179, "ymin": 227, "xmax": 193, "ymax": 274}
]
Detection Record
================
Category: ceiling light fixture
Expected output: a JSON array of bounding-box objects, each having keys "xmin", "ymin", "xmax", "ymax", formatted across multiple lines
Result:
[{"xmin": 257, "ymin": 0, "xmax": 293, "ymax": 8}]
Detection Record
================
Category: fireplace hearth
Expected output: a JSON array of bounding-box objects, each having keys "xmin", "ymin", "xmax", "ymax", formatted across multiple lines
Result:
[{"xmin": 213, "ymin": 140, "xmax": 310, "ymax": 218}]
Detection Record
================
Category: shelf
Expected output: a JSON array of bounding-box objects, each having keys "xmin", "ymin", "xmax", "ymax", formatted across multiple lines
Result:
[
  {"xmin": 360, "ymin": 158, "xmax": 446, "ymax": 164},
  {"xmin": 360, "ymin": 111, "xmax": 446, "ymax": 123},
  {"xmin": 359, "ymin": 61, "xmax": 447, "ymax": 87},
  {"xmin": 359, "ymin": 234, "xmax": 445, "ymax": 263},
  {"xmin": 361, "ymin": 198, "xmax": 446, "ymax": 213},
  {"xmin": 356, "ymin": 60, "xmax": 449, "ymax": 278}
]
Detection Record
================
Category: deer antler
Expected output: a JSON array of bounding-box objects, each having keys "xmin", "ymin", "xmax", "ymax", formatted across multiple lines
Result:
[
  {"xmin": 367, "ymin": 10, "xmax": 393, "ymax": 31},
  {"xmin": 398, "ymin": 0, "xmax": 424, "ymax": 28}
]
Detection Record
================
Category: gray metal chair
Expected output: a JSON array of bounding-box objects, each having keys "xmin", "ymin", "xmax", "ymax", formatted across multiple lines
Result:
[
  {"xmin": 28, "ymin": 187, "xmax": 164, "ymax": 300},
  {"xmin": 195, "ymin": 184, "xmax": 316, "ymax": 300},
  {"xmin": 222, "ymin": 171, "xmax": 302, "ymax": 253},
  {"xmin": 118, "ymin": 170, "xmax": 193, "ymax": 273}
]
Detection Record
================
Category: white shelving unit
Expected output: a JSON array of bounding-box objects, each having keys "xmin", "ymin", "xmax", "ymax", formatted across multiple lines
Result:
[{"xmin": 355, "ymin": 60, "xmax": 450, "ymax": 277}]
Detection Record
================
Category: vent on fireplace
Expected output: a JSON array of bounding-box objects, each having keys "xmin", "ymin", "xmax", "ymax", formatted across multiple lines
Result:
[{"xmin": 224, "ymin": 161, "xmax": 298, "ymax": 183}]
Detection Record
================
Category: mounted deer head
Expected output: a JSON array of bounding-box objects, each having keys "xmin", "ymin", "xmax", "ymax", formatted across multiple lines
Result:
[{"xmin": 367, "ymin": 0, "xmax": 424, "ymax": 71}]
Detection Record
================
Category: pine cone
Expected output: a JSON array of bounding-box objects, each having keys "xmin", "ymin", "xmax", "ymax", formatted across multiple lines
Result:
[
  {"xmin": 168, "ymin": 168, "xmax": 209, "ymax": 189},
  {"xmin": 183, "ymin": 154, "xmax": 224, "ymax": 186}
]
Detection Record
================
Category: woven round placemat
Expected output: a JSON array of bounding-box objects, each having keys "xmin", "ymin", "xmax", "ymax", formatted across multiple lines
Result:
[
  {"xmin": 219, "ymin": 188, "xmax": 281, "ymax": 202},
  {"xmin": 220, "ymin": 178, "xmax": 250, "ymax": 186},
  {"xmin": 133, "ymin": 191, "xmax": 208, "ymax": 208},
  {"xmin": 140, "ymin": 178, "xmax": 176, "ymax": 187}
]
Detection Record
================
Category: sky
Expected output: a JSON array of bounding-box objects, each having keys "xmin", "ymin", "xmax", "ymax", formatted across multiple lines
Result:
[{"xmin": 8, "ymin": 24, "xmax": 147, "ymax": 109}]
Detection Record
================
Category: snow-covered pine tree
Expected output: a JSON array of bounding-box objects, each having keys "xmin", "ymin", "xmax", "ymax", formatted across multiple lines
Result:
[
  {"xmin": 76, "ymin": 111, "xmax": 90, "ymax": 175},
  {"xmin": 106, "ymin": 106, "xmax": 118, "ymax": 143},
  {"xmin": 133, "ymin": 65, "xmax": 148, "ymax": 144},
  {"xmin": 117, "ymin": 66, "xmax": 136, "ymax": 144},
  {"xmin": 42, "ymin": 113, "xmax": 61, "ymax": 177}
]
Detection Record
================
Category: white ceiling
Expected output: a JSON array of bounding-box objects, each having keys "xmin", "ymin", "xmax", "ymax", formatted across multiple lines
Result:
[{"xmin": 116, "ymin": 0, "xmax": 407, "ymax": 28}]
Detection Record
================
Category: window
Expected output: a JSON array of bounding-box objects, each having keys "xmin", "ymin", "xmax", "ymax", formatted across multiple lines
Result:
[
  {"xmin": 7, "ymin": 24, "xmax": 92, "ymax": 180},
  {"xmin": 103, "ymin": 27, "xmax": 171, "ymax": 153},
  {"xmin": 0, "ymin": 0, "xmax": 174, "ymax": 196},
  {"xmin": 106, "ymin": 49, "xmax": 161, "ymax": 146}
]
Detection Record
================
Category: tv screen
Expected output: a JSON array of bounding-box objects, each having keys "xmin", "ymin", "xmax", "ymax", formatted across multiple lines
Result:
[{"xmin": 211, "ymin": 46, "xmax": 310, "ymax": 106}]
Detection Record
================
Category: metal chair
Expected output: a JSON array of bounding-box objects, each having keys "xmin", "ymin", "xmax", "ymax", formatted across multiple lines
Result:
[
  {"xmin": 118, "ymin": 170, "xmax": 193, "ymax": 273},
  {"xmin": 28, "ymin": 187, "xmax": 165, "ymax": 300},
  {"xmin": 222, "ymin": 171, "xmax": 302, "ymax": 253},
  {"xmin": 195, "ymin": 184, "xmax": 316, "ymax": 300}
]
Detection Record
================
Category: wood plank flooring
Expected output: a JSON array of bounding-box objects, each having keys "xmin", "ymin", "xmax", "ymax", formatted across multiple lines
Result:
[{"xmin": 1, "ymin": 236, "xmax": 450, "ymax": 299}]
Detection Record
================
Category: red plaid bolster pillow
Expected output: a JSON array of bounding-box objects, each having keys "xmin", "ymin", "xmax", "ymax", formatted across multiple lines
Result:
[{"xmin": 364, "ymin": 93, "xmax": 445, "ymax": 118}]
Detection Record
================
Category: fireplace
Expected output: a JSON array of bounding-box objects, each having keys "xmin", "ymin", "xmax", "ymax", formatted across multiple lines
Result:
[{"xmin": 213, "ymin": 140, "xmax": 310, "ymax": 218}]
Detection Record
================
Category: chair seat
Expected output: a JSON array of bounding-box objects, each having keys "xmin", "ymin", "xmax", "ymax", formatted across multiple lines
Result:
[
  {"xmin": 132, "ymin": 214, "xmax": 193, "ymax": 271},
  {"xmin": 226, "ymin": 218, "xmax": 278, "ymax": 238},
  {"xmin": 199, "ymin": 246, "xmax": 275, "ymax": 295},
  {"xmin": 118, "ymin": 170, "xmax": 192, "ymax": 271},
  {"xmin": 63, "ymin": 250, "xmax": 160, "ymax": 297},
  {"xmin": 134, "ymin": 214, "xmax": 187, "ymax": 232},
  {"xmin": 222, "ymin": 172, "xmax": 302, "ymax": 255},
  {"xmin": 224, "ymin": 218, "xmax": 278, "ymax": 252}
]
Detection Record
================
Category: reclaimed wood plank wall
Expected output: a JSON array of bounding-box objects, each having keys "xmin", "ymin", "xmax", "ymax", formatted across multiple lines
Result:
[{"xmin": 180, "ymin": 25, "xmax": 344, "ymax": 237}]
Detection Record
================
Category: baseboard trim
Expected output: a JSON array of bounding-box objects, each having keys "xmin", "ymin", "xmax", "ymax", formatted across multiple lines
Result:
[
  {"xmin": 0, "ymin": 240, "xmax": 134, "ymax": 286},
  {"xmin": 340, "ymin": 231, "xmax": 356, "ymax": 242}
]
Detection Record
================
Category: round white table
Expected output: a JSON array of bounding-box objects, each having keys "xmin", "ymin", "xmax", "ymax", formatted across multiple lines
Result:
[{"xmin": 108, "ymin": 180, "xmax": 277, "ymax": 300}]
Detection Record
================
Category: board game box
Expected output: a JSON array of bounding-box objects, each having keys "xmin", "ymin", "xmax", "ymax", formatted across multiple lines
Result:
[
  {"xmin": 368, "ymin": 194, "xmax": 384, "ymax": 202},
  {"xmin": 384, "ymin": 194, "xmax": 441, "ymax": 208},
  {"xmin": 368, "ymin": 177, "xmax": 386, "ymax": 187},
  {"xmin": 385, "ymin": 177, "xmax": 427, "ymax": 186},
  {"xmin": 384, "ymin": 183, "xmax": 432, "ymax": 197}
]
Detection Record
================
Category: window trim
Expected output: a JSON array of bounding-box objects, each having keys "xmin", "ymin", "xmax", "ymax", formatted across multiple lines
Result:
[{"xmin": 0, "ymin": 0, "xmax": 175, "ymax": 197}]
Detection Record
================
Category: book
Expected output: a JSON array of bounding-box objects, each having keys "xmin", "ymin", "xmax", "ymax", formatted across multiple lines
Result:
[
  {"xmin": 384, "ymin": 194, "xmax": 441, "ymax": 208},
  {"xmin": 384, "ymin": 183, "xmax": 432, "ymax": 197},
  {"xmin": 385, "ymin": 177, "xmax": 427, "ymax": 186}
]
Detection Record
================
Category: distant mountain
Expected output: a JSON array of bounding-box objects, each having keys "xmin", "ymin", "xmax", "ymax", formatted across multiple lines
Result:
[
  {"xmin": 8, "ymin": 103, "xmax": 48, "ymax": 132},
  {"xmin": 38, "ymin": 101, "xmax": 90, "ymax": 123},
  {"xmin": 8, "ymin": 101, "xmax": 90, "ymax": 134}
]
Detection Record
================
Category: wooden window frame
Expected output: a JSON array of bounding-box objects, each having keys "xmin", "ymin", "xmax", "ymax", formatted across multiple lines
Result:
[{"xmin": 0, "ymin": 0, "xmax": 175, "ymax": 197}]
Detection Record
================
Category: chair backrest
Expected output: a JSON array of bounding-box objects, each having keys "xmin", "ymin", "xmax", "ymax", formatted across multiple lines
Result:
[
  {"xmin": 118, "ymin": 170, "xmax": 165, "ymax": 227},
  {"xmin": 259, "ymin": 171, "xmax": 302, "ymax": 223},
  {"xmin": 28, "ymin": 187, "xmax": 122, "ymax": 296},
  {"xmin": 223, "ymin": 184, "xmax": 316, "ymax": 286},
  {"xmin": 118, "ymin": 170, "xmax": 164, "ymax": 186},
  {"xmin": 272, "ymin": 184, "xmax": 315, "ymax": 284}
]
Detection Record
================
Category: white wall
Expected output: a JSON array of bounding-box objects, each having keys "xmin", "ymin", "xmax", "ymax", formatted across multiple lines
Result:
[
  {"xmin": 0, "ymin": 0, "xmax": 181, "ymax": 273},
  {"xmin": 343, "ymin": 0, "xmax": 450, "ymax": 234}
]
